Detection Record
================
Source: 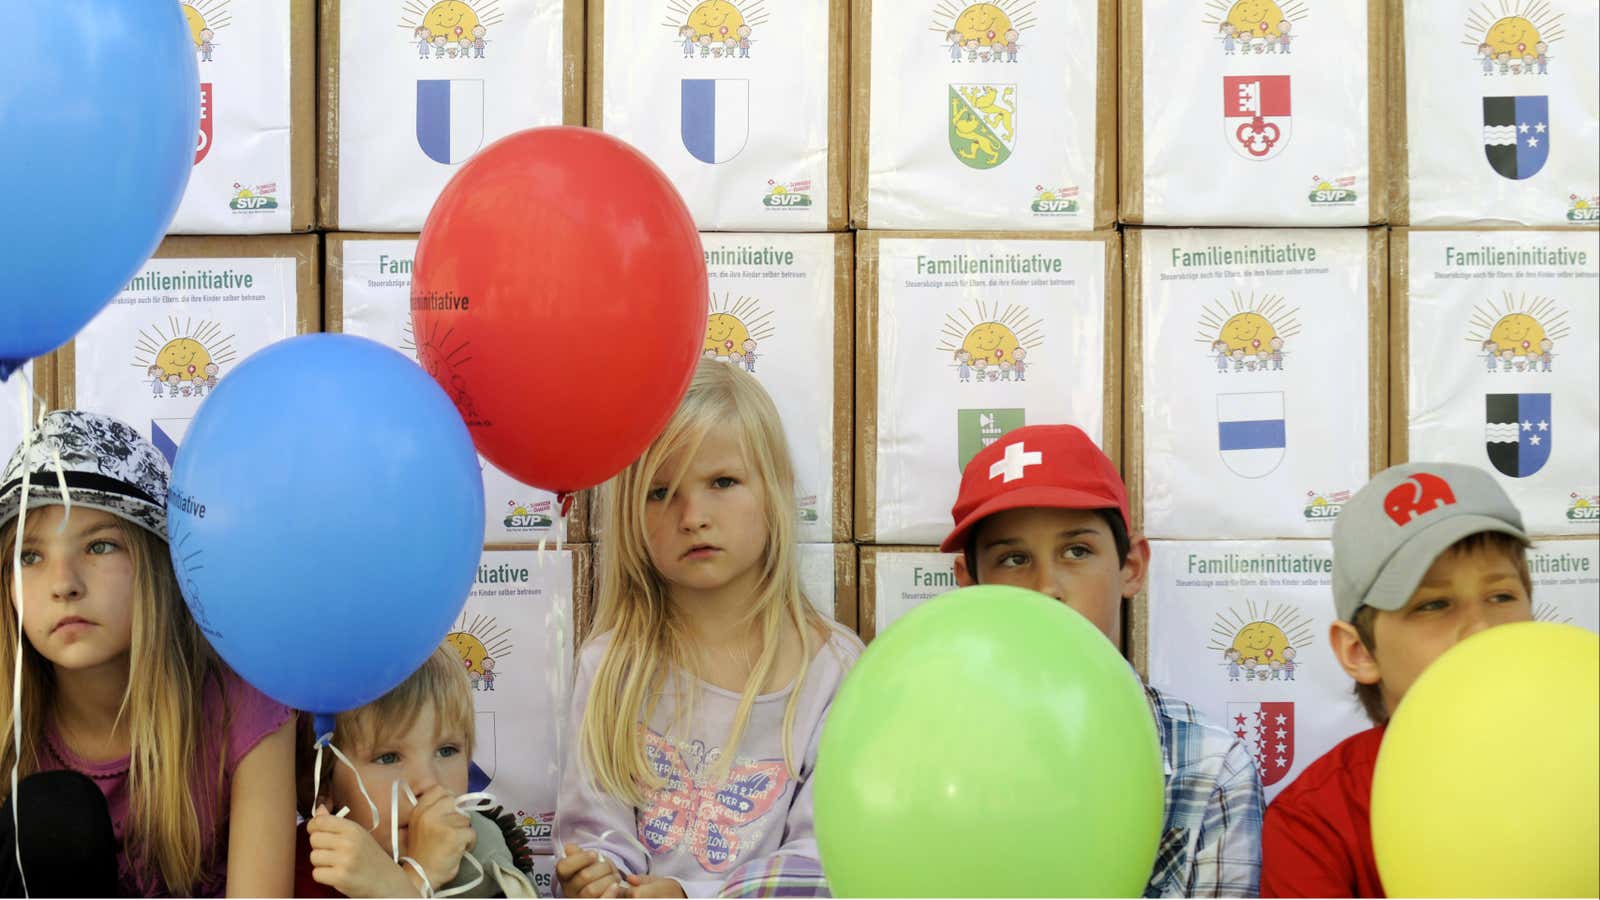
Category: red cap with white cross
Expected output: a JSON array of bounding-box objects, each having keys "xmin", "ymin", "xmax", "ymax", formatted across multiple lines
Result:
[{"xmin": 939, "ymin": 424, "xmax": 1128, "ymax": 553}]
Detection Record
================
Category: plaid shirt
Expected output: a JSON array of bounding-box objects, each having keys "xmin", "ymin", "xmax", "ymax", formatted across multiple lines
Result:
[
  {"xmin": 717, "ymin": 854, "xmax": 829, "ymax": 898},
  {"xmin": 1143, "ymin": 683, "xmax": 1265, "ymax": 897}
]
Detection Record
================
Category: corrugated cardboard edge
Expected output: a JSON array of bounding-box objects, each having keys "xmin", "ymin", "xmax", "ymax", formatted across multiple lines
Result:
[
  {"xmin": 855, "ymin": 229, "xmax": 1120, "ymax": 544},
  {"xmin": 831, "ymin": 233, "xmax": 856, "ymax": 543},
  {"xmin": 1389, "ymin": 227, "xmax": 1410, "ymax": 463},
  {"xmin": 59, "ymin": 235, "xmax": 323, "ymax": 408},
  {"xmin": 1367, "ymin": 227, "xmax": 1389, "ymax": 474},
  {"xmin": 1123, "ymin": 228, "xmax": 1145, "ymax": 535},
  {"xmin": 832, "ymin": 543, "xmax": 859, "ymax": 632},
  {"xmin": 853, "ymin": 230, "xmax": 878, "ymax": 541},
  {"xmin": 825, "ymin": 0, "xmax": 850, "ymax": 230},
  {"xmin": 28, "ymin": 355, "xmax": 58, "ymax": 417},
  {"xmin": 847, "ymin": 0, "xmax": 871, "ymax": 229},
  {"xmin": 1118, "ymin": 0, "xmax": 1144, "ymax": 224},
  {"xmin": 585, "ymin": 0, "xmax": 603, "ymax": 127},
  {"xmin": 289, "ymin": 0, "xmax": 316, "ymax": 231},
  {"xmin": 564, "ymin": 0, "xmax": 586, "ymax": 125},
  {"xmin": 319, "ymin": 0, "xmax": 341, "ymax": 229},
  {"xmin": 1365, "ymin": 0, "xmax": 1388, "ymax": 224},
  {"xmin": 1388, "ymin": 0, "xmax": 1410, "ymax": 225},
  {"xmin": 324, "ymin": 231, "xmax": 591, "ymax": 541},
  {"xmin": 1093, "ymin": 0, "xmax": 1118, "ymax": 229}
]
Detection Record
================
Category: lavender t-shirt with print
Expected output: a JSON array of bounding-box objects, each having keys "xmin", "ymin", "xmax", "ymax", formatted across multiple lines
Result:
[
  {"xmin": 558, "ymin": 626, "xmax": 862, "ymax": 897},
  {"xmin": 38, "ymin": 668, "xmax": 292, "ymax": 897}
]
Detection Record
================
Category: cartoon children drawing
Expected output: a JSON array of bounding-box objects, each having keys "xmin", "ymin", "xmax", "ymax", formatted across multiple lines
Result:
[
  {"xmin": 681, "ymin": 26, "xmax": 696, "ymax": 57},
  {"xmin": 480, "ymin": 657, "xmax": 497, "ymax": 691},
  {"xmin": 1281, "ymin": 646, "xmax": 1296, "ymax": 681},
  {"xmin": 956, "ymin": 350, "xmax": 972, "ymax": 382},
  {"xmin": 1232, "ymin": 348, "xmax": 1247, "ymax": 373},
  {"xmin": 1000, "ymin": 361, "xmax": 1013, "ymax": 381},
  {"xmin": 1012, "ymin": 347, "xmax": 1026, "ymax": 381},
  {"xmin": 434, "ymin": 35, "xmax": 449, "ymax": 57},
  {"xmin": 418, "ymin": 26, "xmax": 433, "ymax": 58},
  {"xmin": 741, "ymin": 338, "xmax": 757, "ymax": 373},
  {"xmin": 1226, "ymin": 648, "xmax": 1242, "ymax": 682},
  {"xmin": 166, "ymin": 374, "xmax": 181, "ymax": 398},
  {"xmin": 204, "ymin": 363, "xmax": 220, "ymax": 392},
  {"xmin": 1213, "ymin": 340, "xmax": 1230, "ymax": 372},
  {"xmin": 1483, "ymin": 339, "xmax": 1500, "ymax": 371},
  {"xmin": 699, "ymin": 34, "xmax": 713, "ymax": 57},
  {"xmin": 148, "ymin": 365, "xmax": 165, "ymax": 397},
  {"xmin": 948, "ymin": 29, "xmax": 963, "ymax": 61},
  {"xmin": 1269, "ymin": 336, "xmax": 1284, "ymax": 371},
  {"xmin": 473, "ymin": 24, "xmax": 487, "ymax": 58},
  {"xmin": 1004, "ymin": 29, "xmax": 1019, "ymax": 62},
  {"xmin": 972, "ymin": 357, "xmax": 987, "ymax": 382},
  {"xmin": 1269, "ymin": 659, "xmax": 1283, "ymax": 680},
  {"xmin": 1535, "ymin": 41, "xmax": 1549, "ymax": 74},
  {"xmin": 738, "ymin": 25, "xmax": 751, "ymax": 58},
  {"xmin": 1221, "ymin": 23, "xmax": 1236, "ymax": 55},
  {"xmin": 1277, "ymin": 21, "xmax": 1292, "ymax": 53},
  {"xmin": 198, "ymin": 28, "xmax": 215, "ymax": 62},
  {"xmin": 1479, "ymin": 43, "xmax": 1495, "ymax": 74},
  {"xmin": 1539, "ymin": 338, "xmax": 1553, "ymax": 372}
]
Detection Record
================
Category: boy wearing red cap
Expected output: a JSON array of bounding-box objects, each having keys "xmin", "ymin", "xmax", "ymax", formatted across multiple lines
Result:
[{"xmin": 944, "ymin": 424, "xmax": 1264, "ymax": 898}]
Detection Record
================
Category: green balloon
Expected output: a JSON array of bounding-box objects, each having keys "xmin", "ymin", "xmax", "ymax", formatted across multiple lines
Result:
[{"xmin": 814, "ymin": 585, "xmax": 1165, "ymax": 897}]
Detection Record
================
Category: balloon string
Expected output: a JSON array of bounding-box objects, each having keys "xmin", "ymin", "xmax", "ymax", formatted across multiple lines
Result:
[{"xmin": 316, "ymin": 733, "xmax": 380, "ymax": 828}]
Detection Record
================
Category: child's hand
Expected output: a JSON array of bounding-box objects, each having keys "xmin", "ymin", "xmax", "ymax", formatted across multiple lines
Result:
[
  {"xmin": 307, "ymin": 807, "xmax": 421, "ymax": 898},
  {"xmin": 406, "ymin": 785, "xmax": 477, "ymax": 888},
  {"xmin": 624, "ymin": 874, "xmax": 687, "ymax": 898},
  {"xmin": 557, "ymin": 843, "xmax": 623, "ymax": 898}
]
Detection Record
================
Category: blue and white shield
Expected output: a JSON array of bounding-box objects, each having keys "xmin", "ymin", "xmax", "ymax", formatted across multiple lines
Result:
[
  {"xmin": 416, "ymin": 79, "xmax": 485, "ymax": 165},
  {"xmin": 1483, "ymin": 96, "xmax": 1550, "ymax": 180},
  {"xmin": 1217, "ymin": 392, "xmax": 1286, "ymax": 479},
  {"xmin": 1486, "ymin": 393, "xmax": 1552, "ymax": 478},
  {"xmin": 681, "ymin": 79, "xmax": 749, "ymax": 164}
]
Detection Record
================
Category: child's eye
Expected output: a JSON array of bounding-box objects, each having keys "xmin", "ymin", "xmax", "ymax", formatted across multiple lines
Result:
[
  {"xmin": 712, "ymin": 476, "xmax": 737, "ymax": 489},
  {"xmin": 996, "ymin": 553, "xmax": 1028, "ymax": 569},
  {"xmin": 87, "ymin": 540, "xmax": 120, "ymax": 555},
  {"xmin": 373, "ymin": 752, "xmax": 401, "ymax": 766},
  {"xmin": 1489, "ymin": 592, "xmax": 1524, "ymax": 604},
  {"xmin": 1413, "ymin": 598, "xmax": 1450, "ymax": 613},
  {"xmin": 1063, "ymin": 545, "xmax": 1093, "ymax": 561},
  {"xmin": 18, "ymin": 550, "xmax": 40, "ymax": 567},
  {"xmin": 646, "ymin": 487, "xmax": 668, "ymax": 502},
  {"xmin": 437, "ymin": 745, "xmax": 461, "ymax": 759}
]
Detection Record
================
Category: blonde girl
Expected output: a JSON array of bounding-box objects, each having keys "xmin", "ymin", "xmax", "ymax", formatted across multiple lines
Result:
[
  {"xmin": 0, "ymin": 411, "xmax": 296, "ymax": 896},
  {"xmin": 556, "ymin": 361, "xmax": 861, "ymax": 899}
]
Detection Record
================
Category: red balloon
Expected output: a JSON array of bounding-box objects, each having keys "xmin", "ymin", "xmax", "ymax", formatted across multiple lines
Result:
[{"xmin": 411, "ymin": 127, "xmax": 707, "ymax": 494}]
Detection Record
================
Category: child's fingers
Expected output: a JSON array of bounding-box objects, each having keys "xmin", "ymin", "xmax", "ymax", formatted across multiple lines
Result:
[
  {"xmin": 572, "ymin": 866, "xmax": 620, "ymax": 898},
  {"xmin": 555, "ymin": 849, "xmax": 597, "ymax": 879},
  {"xmin": 580, "ymin": 873, "xmax": 622, "ymax": 899},
  {"xmin": 626, "ymin": 874, "xmax": 644, "ymax": 886},
  {"xmin": 308, "ymin": 848, "xmax": 347, "ymax": 868}
]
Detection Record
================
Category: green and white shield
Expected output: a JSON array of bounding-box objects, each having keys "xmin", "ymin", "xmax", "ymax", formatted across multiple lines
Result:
[{"xmin": 948, "ymin": 83, "xmax": 1017, "ymax": 170}]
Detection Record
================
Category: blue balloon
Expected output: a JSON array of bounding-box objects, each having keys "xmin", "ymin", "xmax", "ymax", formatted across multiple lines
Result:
[
  {"xmin": 0, "ymin": 1, "xmax": 198, "ymax": 380},
  {"xmin": 167, "ymin": 334, "xmax": 485, "ymax": 714}
]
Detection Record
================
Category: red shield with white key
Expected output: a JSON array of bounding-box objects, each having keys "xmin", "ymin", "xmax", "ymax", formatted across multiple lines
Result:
[{"xmin": 1223, "ymin": 75, "xmax": 1291, "ymax": 161}]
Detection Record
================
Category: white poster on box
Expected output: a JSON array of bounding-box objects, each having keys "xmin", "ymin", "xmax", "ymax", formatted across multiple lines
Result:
[
  {"xmin": 530, "ymin": 856, "xmax": 555, "ymax": 897},
  {"xmin": 869, "ymin": 550, "xmax": 957, "ymax": 638},
  {"xmin": 1137, "ymin": 0, "xmax": 1371, "ymax": 225},
  {"xmin": 1402, "ymin": 0, "xmax": 1600, "ymax": 225},
  {"xmin": 702, "ymin": 234, "xmax": 837, "ymax": 542},
  {"xmin": 0, "ymin": 363, "xmax": 34, "ymax": 461},
  {"xmin": 873, "ymin": 237, "xmax": 1107, "ymax": 544},
  {"xmin": 865, "ymin": 0, "xmax": 1098, "ymax": 230},
  {"xmin": 797, "ymin": 543, "xmax": 838, "ymax": 620},
  {"xmin": 601, "ymin": 0, "xmax": 831, "ymax": 230},
  {"xmin": 336, "ymin": 238, "xmax": 567, "ymax": 543},
  {"xmin": 169, "ymin": 1, "xmax": 295, "ymax": 233},
  {"xmin": 1145, "ymin": 540, "xmax": 1368, "ymax": 802},
  {"xmin": 1405, "ymin": 230, "xmax": 1599, "ymax": 535},
  {"xmin": 72, "ymin": 258, "xmax": 298, "ymax": 461},
  {"xmin": 450, "ymin": 548, "xmax": 574, "ymax": 855},
  {"xmin": 1531, "ymin": 541, "xmax": 1600, "ymax": 632},
  {"xmin": 1140, "ymin": 229, "xmax": 1373, "ymax": 539},
  {"xmin": 336, "ymin": 0, "xmax": 567, "ymax": 230}
]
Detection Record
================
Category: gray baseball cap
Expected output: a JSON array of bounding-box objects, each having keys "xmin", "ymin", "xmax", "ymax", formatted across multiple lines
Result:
[{"xmin": 1332, "ymin": 462, "xmax": 1529, "ymax": 622}]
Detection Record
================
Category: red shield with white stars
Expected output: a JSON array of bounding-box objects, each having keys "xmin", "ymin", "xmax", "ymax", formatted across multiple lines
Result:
[{"xmin": 1227, "ymin": 701, "xmax": 1295, "ymax": 786}]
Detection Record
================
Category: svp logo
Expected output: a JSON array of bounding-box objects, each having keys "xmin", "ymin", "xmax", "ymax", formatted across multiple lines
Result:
[
  {"xmin": 229, "ymin": 181, "xmax": 279, "ymax": 213},
  {"xmin": 1568, "ymin": 493, "xmax": 1600, "ymax": 523},
  {"xmin": 503, "ymin": 499, "xmax": 555, "ymax": 531},
  {"xmin": 1303, "ymin": 489, "xmax": 1349, "ymax": 520}
]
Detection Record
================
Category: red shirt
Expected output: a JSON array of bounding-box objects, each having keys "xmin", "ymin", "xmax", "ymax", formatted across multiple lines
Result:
[
  {"xmin": 1261, "ymin": 725, "xmax": 1387, "ymax": 898},
  {"xmin": 293, "ymin": 826, "xmax": 341, "ymax": 898}
]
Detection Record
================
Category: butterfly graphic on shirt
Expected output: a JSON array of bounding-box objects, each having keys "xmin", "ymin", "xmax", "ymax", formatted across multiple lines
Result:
[{"xmin": 636, "ymin": 727, "xmax": 791, "ymax": 872}]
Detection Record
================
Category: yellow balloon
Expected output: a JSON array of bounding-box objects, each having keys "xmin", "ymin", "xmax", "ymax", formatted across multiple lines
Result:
[{"xmin": 1372, "ymin": 622, "xmax": 1599, "ymax": 897}]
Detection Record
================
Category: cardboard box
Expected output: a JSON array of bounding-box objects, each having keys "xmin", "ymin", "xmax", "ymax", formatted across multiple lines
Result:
[
  {"xmin": 1124, "ymin": 227, "xmax": 1387, "ymax": 539},
  {"xmin": 799, "ymin": 542, "xmax": 859, "ymax": 629},
  {"xmin": 324, "ymin": 233, "xmax": 593, "ymax": 543},
  {"xmin": 1120, "ymin": 0, "xmax": 1386, "ymax": 225},
  {"xmin": 169, "ymin": 0, "xmax": 316, "ymax": 233},
  {"xmin": 1390, "ymin": 227, "xmax": 1599, "ymax": 535},
  {"xmin": 320, "ymin": 0, "xmax": 586, "ymax": 230},
  {"xmin": 56, "ymin": 235, "xmax": 321, "ymax": 458},
  {"xmin": 850, "ymin": 0, "xmax": 1116, "ymax": 230},
  {"xmin": 858, "ymin": 545, "xmax": 958, "ymax": 641},
  {"xmin": 855, "ymin": 230, "xmax": 1121, "ymax": 544},
  {"xmin": 699, "ymin": 233, "xmax": 853, "ymax": 542},
  {"xmin": 460, "ymin": 543, "xmax": 591, "ymax": 855},
  {"xmin": 1390, "ymin": 0, "xmax": 1599, "ymax": 226},
  {"xmin": 588, "ymin": 0, "xmax": 848, "ymax": 230}
]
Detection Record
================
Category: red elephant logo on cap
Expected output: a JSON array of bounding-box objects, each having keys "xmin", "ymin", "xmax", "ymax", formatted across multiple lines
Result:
[{"xmin": 1384, "ymin": 473, "xmax": 1457, "ymax": 525}]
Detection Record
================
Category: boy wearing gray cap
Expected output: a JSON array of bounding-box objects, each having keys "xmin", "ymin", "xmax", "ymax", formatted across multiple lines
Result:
[{"xmin": 1260, "ymin": 462, "xmax": 1534, "ymax": 897}]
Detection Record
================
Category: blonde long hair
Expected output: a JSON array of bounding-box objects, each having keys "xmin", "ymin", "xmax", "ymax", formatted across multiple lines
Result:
[
  {"xmin": 582, "ymin": 360, "xmax": 829, "ymax": 805},
  {"xmin": 0, "ymin": 511, "xmax": 227, "ymax": 894}
]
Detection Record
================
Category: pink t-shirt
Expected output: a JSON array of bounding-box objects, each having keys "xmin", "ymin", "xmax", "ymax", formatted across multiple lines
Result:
[{"xmin": 37, "ymin": 669, "xmax": 293, "ymax": 897}]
